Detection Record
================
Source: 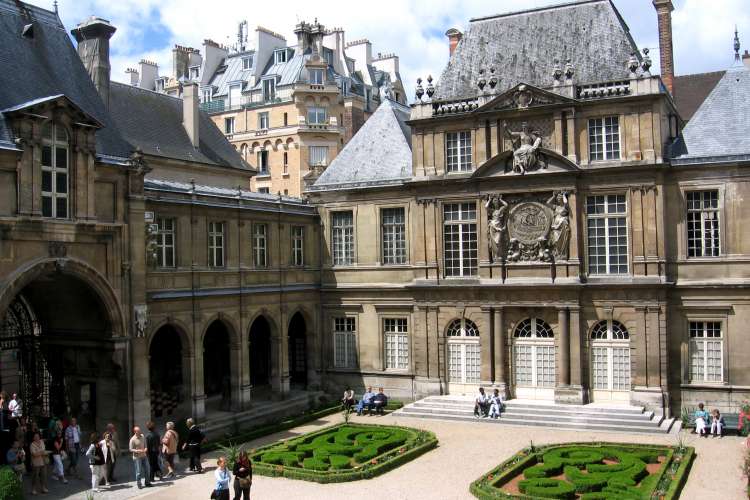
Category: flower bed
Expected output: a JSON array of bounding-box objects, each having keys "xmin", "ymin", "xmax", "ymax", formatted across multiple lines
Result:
[
  {"xmin": 470, "ymin": 442, "xmax": 695, "ymax": 499},
  {"xmin": 250, "ymin": 423, "xmax": 437, "ymax": 483}
]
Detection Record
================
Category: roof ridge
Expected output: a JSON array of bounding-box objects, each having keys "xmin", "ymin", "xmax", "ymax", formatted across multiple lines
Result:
[{"xmin": 470, "ymin": 0, "xmax": 606, "ymax": 23}]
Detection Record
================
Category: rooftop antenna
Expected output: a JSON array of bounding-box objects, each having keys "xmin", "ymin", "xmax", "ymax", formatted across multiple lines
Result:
[{"xmin": 735, "ymin": 26, "xmax": 741, "ymax": 62}]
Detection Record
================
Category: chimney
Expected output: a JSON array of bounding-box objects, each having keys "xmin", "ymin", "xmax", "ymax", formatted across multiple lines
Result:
[
  {"xmin": 138, "ymin": 59, "xmax": 159, "ymax": 90},
  {"xmin": 653, "ymin": 0, "xmax": 675, "ymax": 94},
  {"xmin": 182, "ymin": 83, "xmax": 199, "ymax": 148},
  {"xmin": 445, "ymin": 28, "xmax": 463, "ymax": 57},
  {"xmin": 744, "ymin": 50, "xmax": 750, "ymax": 69},
  {"xmin": 294, "ymin": 21, "xmax": 312, "ymax": 53},
  {"xmin": 71, "ymin": 16, "xmax": 117, "ymax": 107},
  {"xmin": 126, "ymin": 68, "xmax": 139, "ymax": 86}
]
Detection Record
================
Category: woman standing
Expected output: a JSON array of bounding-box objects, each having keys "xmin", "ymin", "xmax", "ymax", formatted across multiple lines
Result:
[
  {"xmin": 85, "ymin": 432, "xmax": 106, "ymax": 493},
  {"xmin": 161, "ymin": 421, "xmax": 179, "ymax": 479},
  {"xmin": 213, "ymin": 457, "xmax": 231, "ymax": 500},
  {"xmin": 232, "ymin": 451, "xmax": 252, "ymax": 500},
  {"xmin": 50, "ymin": 431, "xmax": 68, "ymax": 484},
  {"xmin": 29, "ymin": 432, "xmax": 49, "ymax": 495}
]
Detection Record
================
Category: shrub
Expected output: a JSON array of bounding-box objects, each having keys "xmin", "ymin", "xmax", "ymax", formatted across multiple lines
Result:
[
  {"xmin": 518, "ymin": 477, "xmax": 576, "ymax": 499},
  {"xmin": 0, "ymin": 466, "xmax": 23, "ymax": 500}
]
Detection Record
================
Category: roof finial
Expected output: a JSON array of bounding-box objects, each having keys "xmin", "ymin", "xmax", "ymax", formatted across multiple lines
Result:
[
  {"xmin": 735, "ymin": 26, "xmax": 741, "ymax": 62},
  {"xmin": 53, "ymin": 0, "xmax": 58, "ymax": 14}
]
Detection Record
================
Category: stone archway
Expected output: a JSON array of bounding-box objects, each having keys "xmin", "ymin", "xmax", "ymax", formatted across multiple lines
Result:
[
  {"xmin": 149, "ymin": 324, "xmax": 189, "ymax": 418},
  {"xmin": 288, "ymin": 312, "xmax": 307, "ymax": 388},
  {"xmin": 202, "ymin": 321, "xmax": 231, "ymax": 411},
  {"xmin": 249, "ymin": 316, "xmax": 272, "ymax": 391}
]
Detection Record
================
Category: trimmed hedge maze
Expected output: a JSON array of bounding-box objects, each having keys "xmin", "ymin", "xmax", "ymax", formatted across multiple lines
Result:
[
  {"xmin": 250, "ymin": 423, "xmax": 437, "ymax": 483},
  {"xmin": 471, "ymin": 442, "xmax": 695, "ymax": 499}
]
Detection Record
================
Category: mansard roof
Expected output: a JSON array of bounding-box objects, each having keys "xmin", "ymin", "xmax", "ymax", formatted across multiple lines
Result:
[
  {"xmin": 309, "ymin": 99, "xmax": 411, "ymax": 191},
  {"xmin": 673, "ymin": 63, "xmax": 750, "ymax": 164},
  {"xmin": 434, "ymin": 0, "xmax": 639, "ymax": 100},
  {"xmin": 0, "ymin": 0, "xmax": 131, "ymax": 156}
]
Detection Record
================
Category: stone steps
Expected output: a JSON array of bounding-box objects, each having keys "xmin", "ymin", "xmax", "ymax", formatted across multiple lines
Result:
[{"xmin": 395, "ymin": 396, "xmax": 674, "ymax": 434}]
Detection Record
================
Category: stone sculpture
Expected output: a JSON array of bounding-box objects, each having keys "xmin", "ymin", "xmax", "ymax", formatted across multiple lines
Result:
[
  {"xmin": 503, "ymin": 121, "xmax": 543, "ymax": 174},
  {"xmin": 485, "ymin": 195, "xmax": 509, "ymax": 262},
  {"xmin": 546, "ymin": 191, "xmax": 571, "ymax": 260}
]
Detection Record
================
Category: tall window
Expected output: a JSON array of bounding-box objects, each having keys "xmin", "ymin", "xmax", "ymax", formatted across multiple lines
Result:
[
  {"xmin": 384, "ymin": 318, "xmax": 408, "ymax": 370},
  {"xmin": 41, "ymin": 122, "xmax": 69, "ymax": 219},
  {"xmin": 381, "ymin": 207, "xmax": 406, "ymax": 265},
  {"xmin": 283, "ymin": 152, "xmax": 289, "ymax": 173},
  {"xmin": 201, "ymin": 88, "xmax": 212, "ymax": 103},
  {"xmin": 443, "ymin": 203, "xmax": 477, "ymax": 277},
  {"xmin": 331, "ymin": 211, "xmax": 354, "ymax": 265},
  {"xmin": 446, "ymin": 318, "xmax": 480, "ymax": 384},
  {"xmin": 513, "ymin": 318, "xmax": 555, "ymax": 388},
  {"xmin": 307, "ymin": 106, "xmax": 327, "ymax": 125},
  {"xmin": 446, "ymin": 131, "xmax": 472, "ymax": 172},
  {"xmin": 586, "ymin": 194, "xmax": 628, "ymax": 275},
  {"xmin": 591, "ymin": 320, "xmax": 631, "ymax": 391},
  {"xmin": 257, "ymin": 150, "xmax": 269, "ymax": 174},
  {"xmin": 310, "ymin": 68, "xmax": 324, "ymax": 85},
  {"xmin": 253, "ymin": 223, "xmax": 267, "ymax": 268},
  {"xmin": 309, "ymin": 146, "xmax": 328, "ymax": 166},
  {"xmin": 283, "ymin": 113, "xmax": 288, "ymax": 126},
  {"xmin": 588, "ymin": 117, "xmax": 621, "ymax": 161},
  {"xmin": 258, "ymin": 112, "xmax": 269, "ymax": 130},
  {"xmin": 155, "ymin": 217, "xmax": 175, "ymax": 267},
  {"xmin": 262, "ymin": 78, "xmax": 276, "ymax": 101},
  {"xmin": 333, "ymin": 317, "xmax": 357, "ymax": 368},
  {"xmin": 689, "ymin": 321, "xmax": 723, "ymax": 383},
  {"xmin": 687, "ymin": 191, "xmax": 720, "ymax": 257},
  {"xmin": 224, "ymin": 117, "xmax": 235, "ymax": 134},
  {"xmin": 208, "ymin": 222, "xmax": 225, "ymax": 267},
  {"xmin": 291, "ymin": 226, "xmax": 304, "ymax": 266}
]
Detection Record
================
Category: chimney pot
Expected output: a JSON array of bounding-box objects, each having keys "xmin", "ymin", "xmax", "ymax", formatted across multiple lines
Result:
[
  {"xmin": 445, "ymin": 28, "xmax": 463, "ymax": 57},
  {"xmin": 182, "ymin": 83, "xmax": 200, "ymax": 148},
  {"xmin": 653, "ymin": 0, "xmax": 675, "ymax": 94}
]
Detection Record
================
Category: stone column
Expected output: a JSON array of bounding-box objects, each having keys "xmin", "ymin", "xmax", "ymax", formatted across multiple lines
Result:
[
  {"xmin": 480, "ymin": 308, "xmax": 493, "ymax": 384},
  {"xmin": 557, "ymin": 307, "xmax": 570, "ymax": 386},
  {"xmin": 569, "ymin": 306, "xmax": 583, "ymax": 388},
  {"xmin": 192, "ymin": 330, "xmax": 206, "ymax": 419},
  {"xmin": 493, "ymin": 307, "xmax": 508, "ymax": 397},
  {"xmin": 239, "ymin": 326, "xmax": 252, "ymax": 408},
  {"xmin": 230, "ymin": 339, "xmax": 243, "ymax": 411},
  {"xmin": 555, "ymin": 306, "xmax": 585, "ymax": 404},
  {"xmin": 131, "ymin": 337, "xmax": 151, "ymax": 424}
]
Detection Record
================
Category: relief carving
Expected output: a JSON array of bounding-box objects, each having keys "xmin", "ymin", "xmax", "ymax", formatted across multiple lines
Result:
[{"xmin": 503, "ymin": 121, "xmax": 546, "ymax": 174}]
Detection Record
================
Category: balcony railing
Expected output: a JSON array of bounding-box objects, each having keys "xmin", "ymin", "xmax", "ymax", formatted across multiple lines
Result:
[{"xmin": 200, "ymin": 96, "xmax": 292, "ymax": 114}]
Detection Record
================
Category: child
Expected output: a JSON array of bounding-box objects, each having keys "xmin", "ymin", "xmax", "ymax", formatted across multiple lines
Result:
[
  {"xmin": 694, "ymin": 403, "xmax": 710, "ymax": 437},
  {"xmin": 710, "ymin": 409, "xmax": 725, "ymax": 437},
  {"xmin": 488, "ymin": 389, "xmax": 504, "ymax": 419}
]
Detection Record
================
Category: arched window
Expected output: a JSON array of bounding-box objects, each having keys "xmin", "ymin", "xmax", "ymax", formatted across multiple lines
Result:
[
  {"xmin": 41, "ymin": 122, "xmax": 69, "ymax": 219},
  {"xmin": 446, "ymin": 318, "xmax": 479, "ymax": 384},
  {"xmin": 513, "ymin": 318, "xmax": 555, "ymax": 392},
  {"xmin": 591, "ymin": 320, "xmax": 631, "ymax": 395},
  {"xmin": 514, "ymin": 318, "xmax": 554, "ymax": 339}
]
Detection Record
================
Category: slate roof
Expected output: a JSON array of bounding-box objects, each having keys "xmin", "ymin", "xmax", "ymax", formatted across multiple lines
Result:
[
  {"xmin": 672, "ymin": 63, "xmax": 750, "ymax": 164},
  {"xmin": 673, "ymin": 71, "xmax": 725, "ymax": 122},
  {"xmin": 434, "ymin": 0, "xmax": 639, "ymax": 100},
  {"xmin": 0, "ymin": 0, "xmax": 130, "ymax": 156},
  {"xmin": 109, "ymin": 82, "xmax": 247, "ymax": 169},
  {"xmin": 309, "ymin": 99, "xmax": 411, "ymax": 191}
]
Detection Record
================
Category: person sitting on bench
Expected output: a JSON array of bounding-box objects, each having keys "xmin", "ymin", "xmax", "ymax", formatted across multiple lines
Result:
[
  {"xmin": 368, "ymin": 388, "xmax": 388, "ymax": 415},
  {"xmin": 474, "ymin": 387, "xmax": 490, "ymax": 418},
  {"xmin": 356, "ymin": 387, "xmax": 375, "ymax": 416},
  {"xmin": 341, "ymin": 387, "xmax": 356, "ymax": 410},
  {"xmin": 711, "ymin": 409, "xmax": 725, "ymax": 437},
  {"xmin": 694, "ymin": 403, "xmax": 710, "ymax": 437},
  {"xmin": 488, "ymin": 389, "xmax": 504, "ymax": 419}
]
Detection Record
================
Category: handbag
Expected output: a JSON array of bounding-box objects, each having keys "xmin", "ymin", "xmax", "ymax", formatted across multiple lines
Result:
[{"xmin": 238, "ymin": 477, "xmax": 251, "ymax": 488}]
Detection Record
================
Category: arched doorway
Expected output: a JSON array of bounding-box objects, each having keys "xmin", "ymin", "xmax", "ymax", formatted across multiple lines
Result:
[
  {"xmin": 249, "ymin": 316, "xmax": 272, "ymax": 391},
  {"xmin": 590, "ymin": 320, "xmax": 631, "ymax": 403},
  {"xmin": 149, "ymin": 325, "xmax": 186, "ymax": 417},
  {"xmin": 513, "ymin": 318, "xmax": 555, "ymax": 400},
  {"xmin": 203, "ymin": 321, "xmax": 231, "ymax": 410},
  {"xmin": 288, "ymin": 312, "xmax": 307, "ymax": 388},
  {"xmin": 446, "ymin": 318, "xmax": 480, "ymax": 394}
]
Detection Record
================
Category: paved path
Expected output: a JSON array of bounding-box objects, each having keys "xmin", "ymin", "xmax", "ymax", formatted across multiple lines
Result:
[{"xmin": 108, "ymin": 412, "xmax": 748, "ymax": 500}]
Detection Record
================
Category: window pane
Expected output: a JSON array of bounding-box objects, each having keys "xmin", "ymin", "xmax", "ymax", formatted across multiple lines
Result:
[
  {"xmin": 56, "ymin": 173, "xmax": 67, "ymax": 194},
  {"xmin": 42, "ymin": 196, "xmax": 52, "ymax": 217},
  {"xmin": 42, "ymin": 171, "xmax": 52, "ymax": 192},
  {"xmin": 55, "ymin": 197, "xmax": 67, "ymax": 218},
  {"xmin": 55, "ymin": 147, "xmax": 67, "ymax": 169},
  {"xmin": 42, "ymin": 146, "xmax": 52, "ymax": 167}
]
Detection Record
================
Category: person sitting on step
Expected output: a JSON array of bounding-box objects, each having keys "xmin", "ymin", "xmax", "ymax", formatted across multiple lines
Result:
[
  {"xmin": 694, "ymin": 403, "xmax": 710, "ymax": 437},
  {"xmin": 356, "ymin": 387, "xmax": 375, "ymax": 416},
  {"xmin": 711, "ymin": 409, "xmax": 725, "ymax": 438},
  {"xmin": 488, "ymin": 389, "xmax": 504, "ymax": 419},
  {"xmin": 474, "ymin": 387, "xmax": 490, "ymax": 418}
]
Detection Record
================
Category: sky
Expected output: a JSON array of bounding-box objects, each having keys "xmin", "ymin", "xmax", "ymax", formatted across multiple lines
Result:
[{"xmin": 26, "ymin": 0, "xmax": 750, "ymax": 100}]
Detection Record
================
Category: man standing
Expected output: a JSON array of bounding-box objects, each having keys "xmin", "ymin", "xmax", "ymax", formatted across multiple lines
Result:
[
  {"xmin": 64, "ymin": 418, "xmax": 82, "ymax": 479},
  {"xmin": 128, "ymin": 426, "xmax": 151, "ymax": 489},
  {"xmin": 145, "ymin": 421, "xmax": 162, "ymax": 482},
  {"xmin": 183, "ymin": 418, "xmax": 205, "ymax": 473}
]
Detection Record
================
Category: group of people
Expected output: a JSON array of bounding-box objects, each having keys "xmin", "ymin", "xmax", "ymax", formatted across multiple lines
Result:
[
  {"xmin": 474, "ymin": 387, "xmax": 505, "ymax": 419},
  {"xmin": 694, "ymin": 403, "xmax": 725, "ymax": 437},
  {"xmin": 212, "ymin": 452, "xmax": 253, "ymax": 500},
  {"xmin": 341, "ymin": 386, "xmax": 389, "ymax": 416}
]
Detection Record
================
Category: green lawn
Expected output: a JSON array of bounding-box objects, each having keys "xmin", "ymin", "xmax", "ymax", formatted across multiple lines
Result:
[
  {"xmin": 250, "ymin": 423, "xmax": 437, "ymax": 483},
  {"xmin": 470, "ymin": 442, "xmax": 695, "ymax": 499}
]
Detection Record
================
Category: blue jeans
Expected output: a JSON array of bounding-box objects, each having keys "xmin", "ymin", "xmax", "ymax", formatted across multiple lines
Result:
[
  {"xmin": 133, "ymin": 457, "xmax": 151, "ymax": 486},
  {"xmin": 356, "ymin": 399, "xmax": 372, "ymax": 414}
]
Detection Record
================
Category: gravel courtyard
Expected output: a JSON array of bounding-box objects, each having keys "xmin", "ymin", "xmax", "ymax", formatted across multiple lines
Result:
[{"xmin": 107, "ymin": 412, "xmax": 750, "ymax": 500}]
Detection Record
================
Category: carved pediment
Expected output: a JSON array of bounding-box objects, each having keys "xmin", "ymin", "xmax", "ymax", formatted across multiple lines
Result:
[
  {"xmin": 476, "ymin": 83, "xmax": 576, "ymax": 113},
  {"xmin": 473, "ymin": 148, "xmax": 580, "ymax": 178}
]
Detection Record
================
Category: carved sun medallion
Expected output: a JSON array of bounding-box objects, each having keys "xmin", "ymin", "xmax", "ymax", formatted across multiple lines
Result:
[{"xmin": 507, "ymin": 202, "xmax": 552, "ymax": 244}]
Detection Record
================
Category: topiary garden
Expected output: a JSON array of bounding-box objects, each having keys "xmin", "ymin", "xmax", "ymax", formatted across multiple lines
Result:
[
  {"xmin": 249, "ymin": 423, "xmax": 437, "ymax": 483},
  {"xmin": 470, "ymin": 442, "xmax": 695, "ymax": 499}
]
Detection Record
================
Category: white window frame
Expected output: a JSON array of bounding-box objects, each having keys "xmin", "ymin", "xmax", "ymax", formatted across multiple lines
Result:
[
  {"xmin": 274, "ymin": 49, "xmax": 287, "ymax": 64},
  {"xmin": 446, "ymin": 318, "xmax": 480, "ymax": 384},
  {"xmin": 253, "ymin": 223, "xmax": 268, "ymax": 268},
  {"xmin": 445, "ymin": 131, "xmax": 473, "ymax": 172},
  {"xmin": 590, "ymin": 320, "xmax": 631, "ymax": 391},
  {"xmin": 224, "ymin": 117, "xmax": 235, "ymax": 134},
  {"xmin": 155, "ymin": 217, "xmax": 176, "ymax": 268},
  {"xmin": 586, "ymin": 194, "xmax": 628, "ymax": 275},
  {"xmin": 258, "ymin": 112, "xmax": 269, "ymax": 130},
  {"xmin": 257, "ymin": 150, "xmax": 269, "ymax": 175},
  {"xmin": 333, "ymin": 317, "xmax": 357, "ymax": 369},
  {"xmin": 291, "ymin": 226, "xmax": 304, "ymax": 267},
  {"xmin": 242, "ymin": 56, "xmax": 253, "ymax": 70},
  {"xmin": 686, "ymin": 190, "xmax": 720, "ymax": 258},
  {"xmin": 331, "ymin": 211, "xmax": 354, "ymax": 266},
  {"xmin": 443, "ymin": 202, "xmax": 478, "ymax": 278},
  {"xmin": 381, "ymin": 207, "xmax": 406, "ymax": 265},
  {"xmin": 309, "ymin": 145, "xmax": 328, "ymax": 166},
  {"xmin": 307, "ymin": 106, "xmax": 327, "ymax": 125},
  {"xmin": 310, "ymin": 68, "xmax": 324, "ymax": 85},
  {"xmin": 513, "ymin": 318, "xmax": 556, "ymax": 388},
  {"xmin": 41, "ymin": 122, "xmax": 69, "ymax": 219},
  {"xmin": 262, "ymin": 78, "xmax": 276, "ymax": 102},
  {"xmin": 384, "ymin": 318, "xmax": 409, "ymax": 370},
  {"xmin": 189, "ymin": 66, "xmax": 200, "ymax": 79},
  {"xmin": 688, "ymin": 321, "xmax": 724, "ymax": 384},
  {"xmin": 588, "ymin": 116, "xmax": 621, "ymax": 161},
  {"xmin": 208, "ymin": 221, "xmax": 225, "ymax": 267},
  {"xmin": 201, "ymin": 88, "xmax": 212, "ymax": 103}
]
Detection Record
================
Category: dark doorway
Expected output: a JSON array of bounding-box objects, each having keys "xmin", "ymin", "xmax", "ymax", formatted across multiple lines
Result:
[
  {"xmin": 203, "ymin": 321, "xmax": 230, "ymax": 399},
  {"xmin": 149, "ymin": 325, "xmax": 184, "ymax": 417},
  {"xmin": 288, "ymin": 313, "xmax": 307, "ymax": 387},
  {"xmin": 249, "ymin": 316, "xmax": 271, "ymax": 388}
]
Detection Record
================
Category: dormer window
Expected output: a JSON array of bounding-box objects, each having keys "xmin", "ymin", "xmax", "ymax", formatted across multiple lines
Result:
[
  {"xmin": 189, "ymin": 66, "xmax": 200, "ymax": 79},
  {"xmin": 274, "ymin": 49, "xmax": 288, "ymax": 64},
  {"xmin": 155, "ymin": 78, "xmax": 166, "ymax": 91},
  {"xmin": 242, "ymin": 56, "xmax": 253, "ymax": 71},
  {"xmin": 201, "ymin": 88, "xmax": 212, "ymax": 103},
  {"xmin": 41, "ymin": 122, "xmax": 69, "ymax": 219},
  {"xmin": 262, "ymin": 78, "xmax": 276, "ymax": 102},
  {"xmin": 310, "ymin": 69, "xmax": 324, "ymax": 85}
]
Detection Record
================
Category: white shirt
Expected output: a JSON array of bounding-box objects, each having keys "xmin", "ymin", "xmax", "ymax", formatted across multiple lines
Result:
[
  {"xmin": 476, "ymin": 392, "xmax": 488, "ymax": 403},
  {"xmin": 8, "ymin": 399, "xmax": 19, "ymax": 417}
]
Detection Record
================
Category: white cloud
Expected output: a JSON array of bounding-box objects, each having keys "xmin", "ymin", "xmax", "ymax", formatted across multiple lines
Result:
[{"xmin": 26, "ymin": 0, "xmax": 750, "ymax": 100}]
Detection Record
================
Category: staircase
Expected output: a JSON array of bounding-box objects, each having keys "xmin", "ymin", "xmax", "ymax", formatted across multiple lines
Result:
[{"xmin": 394, "ymin": 396, "xmax": 676, "ymax": 434}]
